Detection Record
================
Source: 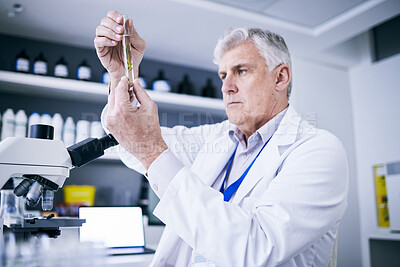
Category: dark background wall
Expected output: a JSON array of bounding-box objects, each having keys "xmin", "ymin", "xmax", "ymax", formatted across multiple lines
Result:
[
  {"xmin": 0, "ymin": 34, "xmax": 226, "ymax": 217},
  {"xmin": 0, "ymin": 34, "xmax": 223, "ymax": 97}
]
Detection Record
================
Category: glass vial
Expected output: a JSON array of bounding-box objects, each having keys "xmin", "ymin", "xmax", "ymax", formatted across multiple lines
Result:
[
  {"xmin": 15, "ymin": 50, "xmax": 30, "ymax": 73},
  {"xmin": 152, "ymin": 70, "xmax": 171, "ymax": 92},
  {"xmin": 77, "ymin": 60, "xmax": 92, "ymax": 81},
  {"xmin": 54, "ymin": 57, "xmax": 69, "ymax": 78},
  {"xmin": 33, "ymin": 53, "xmax": 48, "ymax": 75},
  {"xmin": 201, "ymin": 78, "xmax": 217, "ymax": 98},
  {"xmin": 178, "ymin": 74, "xmax": 195, "ymax": 95}
]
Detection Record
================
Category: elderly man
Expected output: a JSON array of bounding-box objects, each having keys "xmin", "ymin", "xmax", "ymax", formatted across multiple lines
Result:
[{"xmin": 95, "ymin": 10, "xmax": 348, "ymax": 267}]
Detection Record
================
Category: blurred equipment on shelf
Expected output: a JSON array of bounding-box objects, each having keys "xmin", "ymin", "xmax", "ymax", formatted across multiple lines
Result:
[
  {"xmin": 178, "ymin": 74, "xmax": 195, "ymax": 95},
  {"xmin": 152, "ymin": 70, "xmax": 171, "ymax": 92},
  {"xmin": 373, "ymin": 164, "xmax": 390, "ymax": 228},
  {"xmin": 63, "ymin": 185, "xmax": 96, "ymax": 207},
  {"xmin": 201, "ymin": 78, "xmax": 217, "ymax": 98},
  {"xmin": 385, "ymin": 161, "xmax": 400, "ymax": 232}
]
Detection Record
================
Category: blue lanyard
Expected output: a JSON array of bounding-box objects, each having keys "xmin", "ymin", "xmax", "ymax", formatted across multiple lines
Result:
[{"xmin": 219, "ymin": 135, "xmax": 273, "ymax": 202}]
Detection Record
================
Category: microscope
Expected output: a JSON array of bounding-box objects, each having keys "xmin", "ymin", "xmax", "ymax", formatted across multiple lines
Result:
[{"xmin": 0, "ymin": 124, "xmax": 118, "ymax": 240}]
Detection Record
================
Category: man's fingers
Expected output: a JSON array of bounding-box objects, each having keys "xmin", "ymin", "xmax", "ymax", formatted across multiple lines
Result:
[
  {"xmin": 108, "ymin": 86, "xmax": 116, "ymax": 111},
  {"xmin": 107, "ymin": 10, "xmax": 123, "ymax": 24},
  {"xmin": 132, "ymin": 79, "xmax": 152, "ymax": 106},
  {"xmin": 94, "ymin": 36, "xmax": 118, "ymax": 51},
  {"xmin": 115, "ymin": 76, "xmax": 132, "ymax": 109},
  {"xmin": 96, "ymin": 25, "xmax": 122, "ymax": 43},
  {"xmin": 128, "ymin": 19, "xmax": 146, "ymax": 53},
  {"xmin": 101, "ymin": 17, "xmax": 124, "ymax": 35}
]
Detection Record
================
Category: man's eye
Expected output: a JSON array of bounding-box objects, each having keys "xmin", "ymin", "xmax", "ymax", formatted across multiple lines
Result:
[
  {"xmin": 220, "ymin": 74, "xmax": 226, "ymax": 80},
  {"xmin": 238, "ymin": 69, "xmax": 247, "ymax": 75}
]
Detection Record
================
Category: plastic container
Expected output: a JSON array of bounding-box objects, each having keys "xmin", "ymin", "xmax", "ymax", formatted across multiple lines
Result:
[
  {"xmin": 63, "ymin": 116, "xmax": 75, "ymax": 147},
  {"xmin": 14, "ymin": 109, "xmax": 27, "ymax": 137},
  {"xmin": 28, "ymin": 112, "xmax": 41, "ymax": 137},
  {"xmin": 52, "ymin": 113, "xmax": 64, "ymax": 140},
  {"xmin": 90, "ymin": 121, "xmax": 104, "ymax": 138},
  {"xmin": 63, "ymin": 185, "xmax": 96, "ymax": 206},
  {"xmin": 76, "ymin": 120, "xmax": 90, "ymax": 143},
  {"xmin": 1, "ymin": 109, "xmax": 15, "ymax": 141},
  {"xmin": 41, "ymin": 113, "xmax": 52, "ymax": 126}
]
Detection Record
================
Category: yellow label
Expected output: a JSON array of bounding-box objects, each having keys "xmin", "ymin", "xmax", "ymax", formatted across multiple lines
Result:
[{"xmin": 374, "ymin": 164, "xmax": 390, "ymax": 227}]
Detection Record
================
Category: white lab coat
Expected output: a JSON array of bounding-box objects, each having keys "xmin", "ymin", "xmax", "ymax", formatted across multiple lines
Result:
[{"xmin": 102, "ymin": 105, "xmax": 349, "ymax": 267}]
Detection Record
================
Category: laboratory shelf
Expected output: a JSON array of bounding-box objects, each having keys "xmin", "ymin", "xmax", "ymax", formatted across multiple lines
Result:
[
  {"xmin": 0, "ymin": 70, "xmax": 225, "ymax": 115},
  {"xmin": 368, "ymin": 228, "xmax": 400, "ymax": 241}
]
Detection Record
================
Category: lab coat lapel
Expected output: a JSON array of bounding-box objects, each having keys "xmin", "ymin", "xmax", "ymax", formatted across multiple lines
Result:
[
  {"xmin": 231, "ymin": 106, "xmax": 301, "ymax": 205},
  {"xmin": 230, "ymin": 138, "xmax": 281, "ymax": 205},
  {"xmin": 191, "ymin": 135, "xmax": 237, "ymax": 186}
]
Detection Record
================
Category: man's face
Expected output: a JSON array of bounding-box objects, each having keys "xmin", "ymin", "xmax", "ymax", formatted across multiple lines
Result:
[{"xmin": 218, "ymin": 42, "xmax": 280, "ymax": 135}]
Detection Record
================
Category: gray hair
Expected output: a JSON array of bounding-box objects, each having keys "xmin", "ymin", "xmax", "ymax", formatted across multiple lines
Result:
[{"xmin": 213, "ymin": 28, "xmax": 292, "ymax": 98}]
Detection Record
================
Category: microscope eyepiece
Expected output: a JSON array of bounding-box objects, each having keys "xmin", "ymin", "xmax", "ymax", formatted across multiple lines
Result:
[{"xmin": 29, "ymin": 124, "xmax": 54, "ymax": 139}]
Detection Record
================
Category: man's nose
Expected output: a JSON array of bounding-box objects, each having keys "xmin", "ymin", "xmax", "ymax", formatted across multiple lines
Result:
[{"xmin": 221, "ymin": 75, "xmax": 238, "ymax": 94}]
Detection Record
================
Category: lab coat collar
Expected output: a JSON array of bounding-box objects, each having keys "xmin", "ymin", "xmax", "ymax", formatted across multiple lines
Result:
[
  {"xmin": 231, "ymin": 105, "xmax": 301, "ymax": 204},
  {"xmin": 227, "ymin": 107, "xmax": 288, "ymax": 145},
  {"xmin": 194, "ymin": 106, "xmax": 302, "ymax": 204}
]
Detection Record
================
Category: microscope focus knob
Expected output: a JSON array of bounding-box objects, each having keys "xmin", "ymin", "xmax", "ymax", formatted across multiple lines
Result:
[{"xmin": 29, "ymin": 124, "xmax": 54, "ymax": 140}]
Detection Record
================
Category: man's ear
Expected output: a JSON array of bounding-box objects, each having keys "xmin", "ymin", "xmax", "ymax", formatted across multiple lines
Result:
[{"xmin": 275, "ymin": 64, "xmax": 291, "ymax": 92}]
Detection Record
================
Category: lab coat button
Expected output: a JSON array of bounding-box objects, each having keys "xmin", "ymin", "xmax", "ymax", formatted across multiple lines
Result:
[
  {"xmin": 153, "ymin": 184, "xmax": 159, "ymax": 191},
  {"xmin": 242, "ymin": 153, "xmax": 247, "ymax": 158}
]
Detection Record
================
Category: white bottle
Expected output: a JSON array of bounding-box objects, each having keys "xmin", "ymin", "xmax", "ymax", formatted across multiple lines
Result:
[
  {"xmin": 14, "ymin": 110, "xmax": 27, "ymax": 137},
  {"xmin": 41, "ymin": 113, "xmax": 52, "ymax": 126},
  {"xmin": 52, "ymin": 113, "xmax": 64, "ymax": 140},
  {"xmin": 76, "ymin": 120, "xmax": 90, "ymax": 143},
  {"xmin": 63, "ymin": 117, "xmax": 75, "ymax": 147},
  {"xmin": 28, "ymin": 112, "xmax": 41, "ymax": 137},
  {"xmin": 1, "ymin": 109, "xmax": 15, "ymax": 141},
  {"xmin": 90, "ymin": 121, "xmax": 104, "ymax": 138}
]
